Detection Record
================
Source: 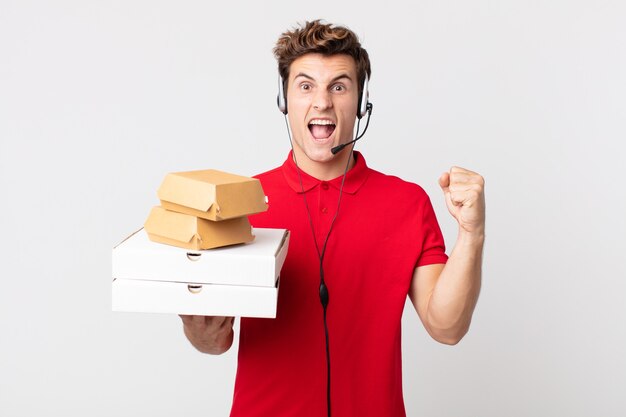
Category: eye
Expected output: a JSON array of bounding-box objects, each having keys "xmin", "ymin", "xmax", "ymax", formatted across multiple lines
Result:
[
  {"xmin": 300, "ymin": 83, "xmax": 312, "ymax": 91},
  {"xmin": 331, "ymin": 84, "xmax": 345, "ymax": 92}
]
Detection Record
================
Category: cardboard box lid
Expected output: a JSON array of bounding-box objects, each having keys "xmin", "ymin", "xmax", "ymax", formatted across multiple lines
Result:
[
  {"xmin": 143, "ymin": 206, "xmax": 253, "ymax": 250},
  {"xmin": 112, "ymin": 227, "xmax": 289, "ymax": 287},
  {"xmin": 157, "ymin": 169, "xmax": 268, "ymax": 221},
  {"xmin": 112, "ymin": 277, "xmax": 279, "ymax": 318}
]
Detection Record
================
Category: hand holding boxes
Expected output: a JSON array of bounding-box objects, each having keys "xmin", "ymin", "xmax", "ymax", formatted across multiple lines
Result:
[{"xmin": 112, "ymin": 169, "xmax": 289, "ymax": 318}]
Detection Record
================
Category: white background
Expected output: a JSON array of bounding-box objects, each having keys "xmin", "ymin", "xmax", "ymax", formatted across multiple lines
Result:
[{"xmin": 1, "ymin": 1, "xmax": 625, "ymax": 416}]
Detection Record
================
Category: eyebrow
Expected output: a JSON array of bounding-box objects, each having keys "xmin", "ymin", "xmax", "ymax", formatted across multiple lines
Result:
[{"xmin": 293, "ymin": 72, "xmax": 353, "ymax": 84}]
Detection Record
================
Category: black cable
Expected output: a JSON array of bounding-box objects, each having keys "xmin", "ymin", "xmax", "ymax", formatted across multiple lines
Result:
[
  {"xmin": 330, "ymin": 103, "xmax": 372, "ymax": 155},
  {"xmin": 283, "ymin": 115, "xmax": 363, "ymax": 417},
  {"xmin": 354, "ymin": 104, "xmax": 372, "ymax": 141}
]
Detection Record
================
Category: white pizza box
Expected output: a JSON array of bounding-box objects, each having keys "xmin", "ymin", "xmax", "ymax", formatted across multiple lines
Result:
[
  {"xmin": 112, "ymin": 277, "xmax": 280, "ymax": 318},
  {"xmin": 112, "ymin": 228, "xmax": 289, "ymax": 287}
]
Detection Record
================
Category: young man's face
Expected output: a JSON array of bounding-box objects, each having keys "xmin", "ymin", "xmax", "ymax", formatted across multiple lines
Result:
[{"xmin": 286, "ymin": 53, "xmax": 359, "ymax": 175}]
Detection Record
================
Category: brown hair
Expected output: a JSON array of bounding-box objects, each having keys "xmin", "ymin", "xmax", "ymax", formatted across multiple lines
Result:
[{"xmin": 273, "ymin": 20, "xmax": 371, "ymax": 95}]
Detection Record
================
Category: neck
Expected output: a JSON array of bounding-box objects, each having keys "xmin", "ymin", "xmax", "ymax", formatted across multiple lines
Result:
[{"xmin": 292, "ymin": 149, "xmax": 355, "ymax": 181}]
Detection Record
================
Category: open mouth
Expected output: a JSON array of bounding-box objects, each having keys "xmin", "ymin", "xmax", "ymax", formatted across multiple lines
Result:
[{"xmin": 308, "ymin": 119, "xmax": 336, "ymax": 140}]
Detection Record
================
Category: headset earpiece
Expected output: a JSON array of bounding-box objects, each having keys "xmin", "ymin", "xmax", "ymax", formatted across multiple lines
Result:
[
  {"xmin": 277, "ymin": 76, "xmax": 287, "ymax": 115},
  {"xmin": 357, "ymin": 76, "xmax": 370, "ymax": 119}
]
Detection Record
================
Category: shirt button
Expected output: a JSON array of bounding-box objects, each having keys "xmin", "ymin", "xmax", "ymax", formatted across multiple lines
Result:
[
  {"xmin": 321, "ymin": 207, "xmax": 328, "ymax": 214},
  {"xmin": 321, "ymin": 182, "xmax": 329, "ymax": 190}
]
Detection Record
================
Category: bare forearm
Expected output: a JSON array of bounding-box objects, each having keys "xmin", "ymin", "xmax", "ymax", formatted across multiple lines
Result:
[{"xmin": 426, "ymin": 230, "xmax": 483, "ymax": 344}]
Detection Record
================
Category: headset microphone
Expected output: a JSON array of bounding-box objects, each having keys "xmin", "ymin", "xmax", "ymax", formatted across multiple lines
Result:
[
  {"xmin": 330, "ymin": 102, "xmax": 373, "ymax": 155},
  {"xmin": 331, "ymin": 138, "xmax": 359, "ymax": 155}
]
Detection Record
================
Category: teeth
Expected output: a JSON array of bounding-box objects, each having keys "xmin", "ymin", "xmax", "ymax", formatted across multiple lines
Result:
[{"xmin": 309, "ymin": 119, "xmax": 335, "ymax": 125}]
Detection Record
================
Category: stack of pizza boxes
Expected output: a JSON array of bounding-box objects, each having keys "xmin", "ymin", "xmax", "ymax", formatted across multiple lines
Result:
[{"xmin": 112, "ymin": 169, "xmax": 290, "ymax": 318}]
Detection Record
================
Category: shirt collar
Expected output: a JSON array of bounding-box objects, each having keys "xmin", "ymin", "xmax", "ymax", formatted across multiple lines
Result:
[{"xmin": 281, "ymin": 150, "xmax": 370, "ymax": 195}]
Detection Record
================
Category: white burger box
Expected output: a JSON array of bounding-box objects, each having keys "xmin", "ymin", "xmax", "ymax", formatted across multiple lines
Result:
[{"xmin": 112, "ymin": 228, "xmax": 289, "ymax": 318}]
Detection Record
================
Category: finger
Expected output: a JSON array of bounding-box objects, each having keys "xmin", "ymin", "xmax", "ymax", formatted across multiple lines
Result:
[
  {"xmin": 449, "ymin": 182, "xmax": 484, "ymax": 200},
  {"xmin": 450, "ymin": 172, "xmax": 484, "ymax": 187},
  {"xmin": 206, "ymin": 316, "xmax": 232, "ymax": 331},
  {"xmin": 449, "ymin": 171, "xmax": 472, "ymax": 185},
  {"xmin": 449, "ymin": 188, "xmax": 482, "ymax": 207},
  {"xmin": 449, "ymin": 191, "xmax": 464, "ymax": 207},
  {"xmin": 441, "ymin": 182, "xmax": 455, "ymax": 208},
  {"xmin": 211, "ymin": 316, "xmax": 227, "ymax": 327},
  {"xmin": 221, "ymin": 317, "xmax": 235, "ymax": 329},
  {"xmin": 448, "ymin": 182, "xmax": 481, "ymax": 194},
  {"xmin": 450, "ymin": 166, "xmax": 479, "ymax": 176},
  {"xmin": 181, "ymin": 315, "xmax": 212, "ymax": 330}
]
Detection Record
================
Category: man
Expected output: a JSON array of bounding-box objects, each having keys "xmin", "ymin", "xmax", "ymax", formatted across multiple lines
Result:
[{"xmin": 181, "ymin": 20, "xmax": 485, "ymax": 417}]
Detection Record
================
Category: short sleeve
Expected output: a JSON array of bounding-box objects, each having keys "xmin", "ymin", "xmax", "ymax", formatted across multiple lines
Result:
[{"xmin": 416, "ymin": 195, "xmax": 448, "ymax": 267}]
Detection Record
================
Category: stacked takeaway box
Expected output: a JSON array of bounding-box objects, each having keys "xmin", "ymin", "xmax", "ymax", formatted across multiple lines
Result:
[{"xmin": 112, "ymin": 169, "xmax": 289, "ymax": 318}]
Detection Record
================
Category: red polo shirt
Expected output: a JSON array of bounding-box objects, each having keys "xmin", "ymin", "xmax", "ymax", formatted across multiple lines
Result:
[{"xmin": 230, "ymin": 152, "xmax": 448, "ymax": 417}]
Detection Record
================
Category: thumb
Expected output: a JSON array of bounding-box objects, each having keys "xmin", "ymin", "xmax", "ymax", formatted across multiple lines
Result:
[
  {"xmin": 438, "ymin": 172, "xmax": 450, "ymax": 193},
  {"xmin": 439, "ymin": 171, "xmax": 456, "ymax": 213}
]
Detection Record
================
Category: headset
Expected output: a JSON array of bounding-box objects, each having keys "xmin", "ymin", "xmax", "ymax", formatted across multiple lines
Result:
[{"xmin": 277, "ymin": 75, "xmax": 370, "ymax": 119}]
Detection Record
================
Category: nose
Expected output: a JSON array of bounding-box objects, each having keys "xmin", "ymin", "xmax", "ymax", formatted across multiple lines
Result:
[{"xmin": 312, "ymin": 88, "xmax": 332, "ymax": 111}]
